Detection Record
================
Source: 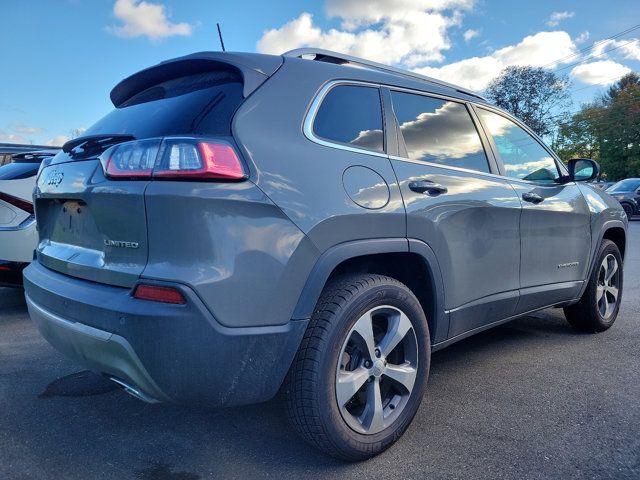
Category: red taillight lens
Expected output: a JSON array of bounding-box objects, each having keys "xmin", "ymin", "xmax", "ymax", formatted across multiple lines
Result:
[
  {"xmin": 0, "ymin": 192, "xmax": 34, "ymax": 214},
  {"xmin": 153, "ymin": 140, "xmax": 245, "ymax": 180},
  {"xmin": 133, "ymin": 284, "xmax": 186, "ymax": 304},
  {"xmin": 100, "ymin": 137, "xmax": 245, "ymax": 181}
]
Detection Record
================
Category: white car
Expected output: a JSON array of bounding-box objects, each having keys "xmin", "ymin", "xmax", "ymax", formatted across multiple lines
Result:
[{"xmin": 0, "ymin": 150, "xmax": 57, "ymax": 285}]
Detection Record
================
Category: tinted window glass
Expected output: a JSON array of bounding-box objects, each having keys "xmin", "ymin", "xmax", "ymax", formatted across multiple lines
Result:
[
  {"xmin": 85, "ymin": 70, "xmax": 244, "ymax": 140},
  {"xmin": 391, "ymin": 91, "xmax": 489, "ymax": 172},
  {"xmin": 477, "ymin": 108, "xmax": 559, "ymax": 183},
  {"xmin": 0, "ymin": 162, "xmax": 40, "ymax": 180},
  {"xmin": 607, "ymin": 179, "xmax": 640, "ymax": 192},
  {"xmin": 313, "ymin": 85, "xmax": 384, "ymax": 153}
]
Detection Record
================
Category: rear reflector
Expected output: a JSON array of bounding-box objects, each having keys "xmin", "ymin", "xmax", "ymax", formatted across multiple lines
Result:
[
  {"xmin": 133, "ymin": 285, "xmax": 186, "ymax": 304},
  {"xmin": 0, "ymin": 192, "xmax": 34, "ymax": 214},
  {"xmin": 100, "ymin": 137, "xmax": 245, "ymax": 181}
]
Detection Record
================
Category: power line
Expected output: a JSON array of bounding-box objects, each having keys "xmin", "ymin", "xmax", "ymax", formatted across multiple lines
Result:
[
  {"xmin": 541, "ymin": 23, "xmax": 640, "ymax": 70},
  {"xmin": 554, "ymin": 38, "xmax": 640, "ymax": 73}
]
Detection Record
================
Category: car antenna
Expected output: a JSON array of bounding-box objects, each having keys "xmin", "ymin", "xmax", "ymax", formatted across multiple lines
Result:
[{"xmin": 217, "ymin": 23, "xmax": 226, "ymax": 52}]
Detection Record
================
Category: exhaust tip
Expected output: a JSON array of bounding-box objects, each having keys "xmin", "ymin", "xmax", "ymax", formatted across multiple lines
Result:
[{"xmin": 109, "ymin": 377, "xmax": 160, "ymax": 404}]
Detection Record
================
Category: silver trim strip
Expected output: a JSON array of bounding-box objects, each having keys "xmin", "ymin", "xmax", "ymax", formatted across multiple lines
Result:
[
  {"xmin": 304, "ymin": 80, "xmax": 569, "ymax": 186},
  {"xmin": 303, "ymin": 80, "xmax": 388, "ymax": 159}
]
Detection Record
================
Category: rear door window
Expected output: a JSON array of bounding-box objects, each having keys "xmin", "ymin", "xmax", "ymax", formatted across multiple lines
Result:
[
  {"xmin": 390, "ymin": 91, "xmax": 490, "ymax": 173},
  {"xmin": 313, "ymin": 85, "xmax": 384, "ymax": 153}
]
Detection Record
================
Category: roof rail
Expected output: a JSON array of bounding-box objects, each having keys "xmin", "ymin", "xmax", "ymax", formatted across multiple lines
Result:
[{"xmin": 283, "ymin": 48, "xmax": 486, "ymax": 101}]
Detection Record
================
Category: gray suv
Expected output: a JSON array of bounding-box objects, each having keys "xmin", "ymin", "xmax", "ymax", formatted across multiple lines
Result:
[{"xmin": 24, "ymin": 49, "xmax": 627, "ymax": 461}]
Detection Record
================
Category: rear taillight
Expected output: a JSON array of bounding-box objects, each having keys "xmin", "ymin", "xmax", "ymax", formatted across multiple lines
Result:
[
  {"xmin": 0, "ymin": 192, "xmax": 34, "ymax": 214},
  {"xmin": 133, "ymin": 284, "xmax": 186, "ymax": 304},
  {"xmin": 100, "ymin": 137, "xmax": 246, "ymax": 181},
  {"xmin": 103, "ymin": 138, "xmax": 160, "ymax": 179}
]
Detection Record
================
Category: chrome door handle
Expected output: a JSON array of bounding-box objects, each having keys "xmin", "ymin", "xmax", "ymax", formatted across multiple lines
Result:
[
  {"xmin": 522, "ymin": 192, "xmax": 544, "ymax": 204},
  {"xmin": 408, "ymin": 180, "xmax": 448, "ymax": 196}
]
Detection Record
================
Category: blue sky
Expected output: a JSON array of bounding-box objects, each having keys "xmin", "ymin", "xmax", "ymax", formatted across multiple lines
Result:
[{"xmin": 1, "ymin": 0, "xmax": 639, "ymax": 146}]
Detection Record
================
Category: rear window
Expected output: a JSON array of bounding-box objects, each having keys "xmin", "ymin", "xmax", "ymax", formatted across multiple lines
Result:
[
  {"xmin": 313, "ymin": 85, "xmax": 384, "ymax": 153},
  {"xmin": 0, "ymin": 162, "xmax": 40, "ymax": 180},
  {"xmin": 84, "ymin": 70, "xmax": 244, "ymax": 140}
]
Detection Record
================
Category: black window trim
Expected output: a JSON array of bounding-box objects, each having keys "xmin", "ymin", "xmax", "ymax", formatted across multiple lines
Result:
[
  {"xmin": 471, "ymin": 103, "xmax": 569, "ymax": 185},
  {"xmin": 304, "ymin": 80, "xmax": 387, "ymax": 157}
]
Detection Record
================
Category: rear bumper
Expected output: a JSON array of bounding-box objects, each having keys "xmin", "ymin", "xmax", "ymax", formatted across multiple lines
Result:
[{"xmin": 23, "ymin": 262, "xmax": 308, "ymax": 406}]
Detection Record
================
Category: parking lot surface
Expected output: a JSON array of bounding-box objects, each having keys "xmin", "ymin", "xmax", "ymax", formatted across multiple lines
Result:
[{"xmin": 1, "ymin": 222, "xmax": 639, "ymax": 480}]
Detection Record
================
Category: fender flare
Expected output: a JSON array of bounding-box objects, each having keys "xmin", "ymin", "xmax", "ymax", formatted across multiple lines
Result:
[
  {"xmin": 576, "ymin": 219, "xmax": 627, "ymax": 299},
  {"xmin": 291, "ymin": 237, "xmax": 449, "ymax": 343}
]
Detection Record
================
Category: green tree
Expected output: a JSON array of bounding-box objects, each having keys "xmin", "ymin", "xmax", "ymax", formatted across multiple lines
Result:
[
  {"xmin": 598, "ymin": 81, "xmax": 640, "ymax": 178},
  {"xmin": 555, "ymin": 73, "xmax": 640, "ymax": 179},
  {"xmin": 601, "ymin": 72, "xmax": 640, "ymax": 104},
  {"xmin": 485, "ymin": 66, "xmax": 571, "ymax": 137}
]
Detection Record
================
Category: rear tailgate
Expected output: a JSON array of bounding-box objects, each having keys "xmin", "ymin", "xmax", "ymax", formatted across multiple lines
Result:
[
  {"xmin": 36, "ymin": 160, "xmax": 149, "ymax": 287},
  {"xmin": 32, "ymin": 52, "xmax": 282, "ymax": 288}
]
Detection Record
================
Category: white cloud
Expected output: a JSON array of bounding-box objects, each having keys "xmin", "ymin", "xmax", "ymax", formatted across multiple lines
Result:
[
  {"xmin": 575, "ymin": 31, "xmax": 589, "ymax": 44},
  {"xmin": 14, "ymin": 124, "xmax": 44, "ymax": 135},
  {"xmin": 570, "ymin": 60, "xmax": 631, "ymax": 85},
  {"xmin": 257, "ymin": 1, "xmax": 475, "ymax": 66},
  {"xmin": 107, "ymin": 0, "xmax": 192, "ymax": 41},
  {"xmin": 415, "ymin": 31, "xmax": 577, "ymax": 90},
  {"xmin": 546, "ymin": 11, "xmax": 574, "ymax": 27},
  {"xmin": 590, "ymin": 38, "xmax": 640, "ymax": 61},
  {"xmin": 463, "ymin": 29, "xmax": 480, "ymax": 42},
  {"xmin": 47, "ymin": 135, "xmax": 70, "ymax": 147},
  {"xmin": 0, "ymin": 130, "xmax": 29, "ymax": 144}
]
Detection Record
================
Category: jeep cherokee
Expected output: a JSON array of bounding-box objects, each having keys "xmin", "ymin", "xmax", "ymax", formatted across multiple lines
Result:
[{"xmin": 24, "ymin": 49, "xmax": 627, "ymax": 461}]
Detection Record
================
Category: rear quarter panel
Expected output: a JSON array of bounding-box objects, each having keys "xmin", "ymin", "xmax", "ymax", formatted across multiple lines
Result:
[{"xmin": 232, "ymin": 59, "xmax": 406, "ymax": 252}]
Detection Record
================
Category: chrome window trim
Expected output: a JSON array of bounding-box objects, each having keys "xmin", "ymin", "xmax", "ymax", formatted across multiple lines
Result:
[
  {"xmin": 303, "ymin": 80, "xmax": 388, "ymax": 159},
  {"xmin": 387, "ymin": 154, "xmax": 512, "ymax": 181},
  {"xmin": 303, "ymin": 80, "xmax": 567, "ymax": 185}
]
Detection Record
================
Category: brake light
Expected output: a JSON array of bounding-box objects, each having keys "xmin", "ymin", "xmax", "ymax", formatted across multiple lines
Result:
[
  {"xmin": 133, "ymin": 284, "xmax": 186, "ymax": 304},
  {"xmin": 0, "ymin": 192, "xmax": 34, "ymax": 214},
  {"xmin": 100, "ymin": 137, "xmax": 245, "ymax": 181}
]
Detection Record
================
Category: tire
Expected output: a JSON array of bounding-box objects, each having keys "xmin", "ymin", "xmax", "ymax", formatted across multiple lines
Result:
[
  {"xmin": 564, "ymin": 239, "xmax": 623, "ymax": 332},
  {"xmin": 621, "ymin": 203, "xmax": 634, "ymax": 220},
  {"xmin": 283, "ymin": 274, "xmax": 430, "ymax": 461}
]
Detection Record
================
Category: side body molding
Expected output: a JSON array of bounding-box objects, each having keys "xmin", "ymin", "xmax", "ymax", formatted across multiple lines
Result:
[{"xmin": 291, "ymin": 238, "xmax": 450, "ymax": 344}]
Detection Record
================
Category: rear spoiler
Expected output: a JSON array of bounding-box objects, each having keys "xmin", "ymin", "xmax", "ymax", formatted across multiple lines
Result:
[{"xmin": 110, "ymin": 52, "xmax": 283, "ymax": 107}]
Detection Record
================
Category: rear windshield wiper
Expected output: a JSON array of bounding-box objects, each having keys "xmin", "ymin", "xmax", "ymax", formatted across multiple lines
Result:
[{"xmin": 62, "ymin": 134, "xmax": 136, "ymax": 158}]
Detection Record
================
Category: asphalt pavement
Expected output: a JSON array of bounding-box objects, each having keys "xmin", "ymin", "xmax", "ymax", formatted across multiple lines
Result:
[{"xmin": 1, "ymin": 222, "xmax": 639, "ymax": 479}]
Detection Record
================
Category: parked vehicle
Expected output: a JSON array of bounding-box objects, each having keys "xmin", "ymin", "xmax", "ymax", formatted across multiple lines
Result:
[
  {"xmin": 606, "ymin": 178, "xmax": 640, "ymax": 219},
  {"xmin": 0, "ymin": 150, "xmax": 58, "ymax": 285},
  {"xmin": 590, "ymin": 180, "xmax": 614, "ymax": 190},
  {"xmin": 24, "ymin": 49, "xmax": 627, "ymax": 461},
  {"xmin": 0, "ymin": 143, "xmax": 57, "ymax": 166}
]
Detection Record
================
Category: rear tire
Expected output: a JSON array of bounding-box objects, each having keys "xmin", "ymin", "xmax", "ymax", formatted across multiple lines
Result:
[
  {"xmin": 564, "ymin": 239, "xmax": 623, "ymax": 332},
  {"xmin": 283, "ymin": 274, "xmax": 430, "ymax": 461}
]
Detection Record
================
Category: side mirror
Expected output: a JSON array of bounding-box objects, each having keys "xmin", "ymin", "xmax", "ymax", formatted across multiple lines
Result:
[{"xmin": 568, "ymin": 158, "xmax": 600, "ymax": 182}]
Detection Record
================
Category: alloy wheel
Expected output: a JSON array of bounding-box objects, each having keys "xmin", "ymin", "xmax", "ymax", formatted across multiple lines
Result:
[
  {"xmin": 335, "ymin": 306, "xmax": 418, "ymax": 435},
  {"xmin": 597, "ymin": 253, "xmax": 620, "ymax": 319}
]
